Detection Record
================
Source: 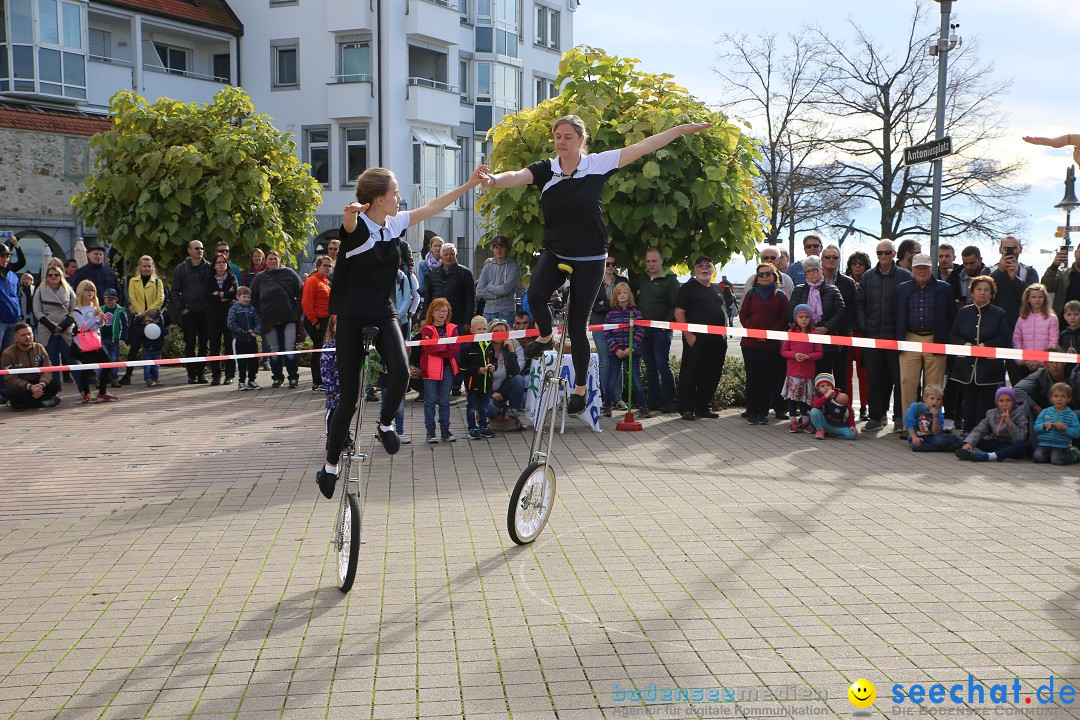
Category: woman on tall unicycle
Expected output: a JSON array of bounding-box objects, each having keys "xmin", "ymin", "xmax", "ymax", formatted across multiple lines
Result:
[
  {"xmin": 479, "ymin": 115, "xmax": 711, "ymax": 415},
  {"xmin": 316, "ymin": 167, "xmax": 486, "ymax": 500}
]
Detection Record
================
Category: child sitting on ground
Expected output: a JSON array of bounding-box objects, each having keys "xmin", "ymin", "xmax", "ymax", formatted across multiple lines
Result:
[
  {"xmin": 808, "ymin": 373, "xmax": 857, "ymax": 439},
  {"xmin": 780, "ymin": 304, "xmax": 823, "ymax": 432},
  {"xmin": 905, "ymin": 383, "xmax": 961, "ymax": 452},
  {"xmin": 461, "ymin": 315, "xmax": 497, "ymax": 440},
  {"xmin": 956, "ymin": 387, "xmax": 1030, "ymax": 463},
  {"xmin": 1032, "ymin": 382, "xmax": 1080, "ymax": 465}
]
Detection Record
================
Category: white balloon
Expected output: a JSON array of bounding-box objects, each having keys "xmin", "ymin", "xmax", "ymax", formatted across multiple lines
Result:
[{"xmin": 143, "ymin": 323, "xmax": 162, "ymax": 341}]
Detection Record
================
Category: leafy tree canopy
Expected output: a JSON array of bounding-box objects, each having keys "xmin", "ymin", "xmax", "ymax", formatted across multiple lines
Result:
[
  {"xmin": 72, "ymin": 86, "xmax": 322, "ymax": 275},
  {"xmin": 477, "ymin": 46, "xmax": 766, "ymax": 271}
]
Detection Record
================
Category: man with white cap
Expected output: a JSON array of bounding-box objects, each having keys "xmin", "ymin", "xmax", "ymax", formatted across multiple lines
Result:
[{"xmin": 896, "ymin": 252, "xmax": 955, "ymax": 418}]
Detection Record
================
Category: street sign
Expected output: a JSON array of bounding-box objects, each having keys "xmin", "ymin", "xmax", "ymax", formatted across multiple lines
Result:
[
  {"xmin": 1057, "ymin": 226, "xmax": 1080, "ymax": 232},
  {"xmin": 904, "ymin": 136, "xmax": 953, "ymax": 166}
]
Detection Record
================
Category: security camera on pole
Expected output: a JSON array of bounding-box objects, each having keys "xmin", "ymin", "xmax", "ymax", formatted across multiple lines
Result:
[{"xmin": 915, "ymin": 1, "xmax": 962, "ymax": 275}]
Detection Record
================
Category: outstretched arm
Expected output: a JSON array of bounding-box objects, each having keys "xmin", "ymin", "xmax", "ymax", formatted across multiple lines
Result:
[
  {"xmin": 1023, "ymin": 133, "xmax": 1080, "ymax": 164},
  {"xmin": 477, "ymin": 165, "xmax": 534, "ymax": 190},
  {"xmin": 618, "ymin": 122, "xmax": 712, "ymax": 168},
  {"xmin": 409, "ymin": 169, "xmax": 487, "ymax": 226}
]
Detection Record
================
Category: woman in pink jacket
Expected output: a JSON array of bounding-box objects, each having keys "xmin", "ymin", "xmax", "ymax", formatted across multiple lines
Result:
[
  {"xmin": 780, "ymin": 304, "xmax": 824, "ymax": 432},
  {"xmin": 1012, "ymin": 284, "xmax": 1058, "ymax": 383}
]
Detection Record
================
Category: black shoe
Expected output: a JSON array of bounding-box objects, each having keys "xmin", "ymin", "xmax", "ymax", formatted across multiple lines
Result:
[
  {"xmin": 954, "ymin": 448, "xmax": 972, "ymax": 461},
  {"xmin": 451, "ymin": 388, "xmax": 462, "ymax": 397},
  {"xmin": 187, "ymin": 376, "xmax": 198, "ymax": 385},
  {"xmin": 524, "ymin": 337, "xmax": 554, "ymax": 359},
  {"xmin": 697, "ymin": 410, "xmax": 720, "ymax": 419},
  {"xmin": 681, "ymin": 411, "xmax": 697, "ymax": 421},
  {"xmin": 118, "ymin": 375, "xmax": 132, "ymax": 386},
  {"xmin": 224, "ymin": 375, "xmax": 234, "ymax": 384},
  {"xmin": 210, "ymin": 377, "xmax": 221, "ymax": 386},
  {"xmin": 740, "ymin": 410, "xmax": 749, "ymax": 418},
  {"xmin": 316, "ymin": 469, "xmax": 337, "ymax": 499},
  {"xmin": 567, "ymin": 394, "xmax": 586, "ymax": 415},
  {"xmin": 377, "ymin": 426, "xmax": 401, "ymax": 455},
  {"xmin": 195, "ymin": 376, "xmax": 209, "ymax": 385}
]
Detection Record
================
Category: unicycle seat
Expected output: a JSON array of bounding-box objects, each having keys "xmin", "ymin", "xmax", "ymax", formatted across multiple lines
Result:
[{"xmin": 361, "ymin": 326, "xmax": 380, "ymax": 351}]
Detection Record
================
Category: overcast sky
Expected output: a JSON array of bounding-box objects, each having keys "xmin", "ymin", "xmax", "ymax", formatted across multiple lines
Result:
[{"xmin": 573, "ymin": 0, "xmax": 1080, "ymax": 278}]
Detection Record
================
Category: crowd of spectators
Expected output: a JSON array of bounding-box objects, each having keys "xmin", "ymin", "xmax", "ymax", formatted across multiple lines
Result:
[{"xmin": 4, "ymin": 227, "xmax": 1080, "ymax": 466}]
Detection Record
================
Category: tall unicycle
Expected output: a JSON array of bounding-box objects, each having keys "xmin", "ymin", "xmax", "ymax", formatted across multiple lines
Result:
[
  {"xmin": 331, "ymin": 326, "xmax": 380, "ymax": 592},
  {"xmin": 507, "ymin": 264, "xmax": 575, "ymax": 545}
]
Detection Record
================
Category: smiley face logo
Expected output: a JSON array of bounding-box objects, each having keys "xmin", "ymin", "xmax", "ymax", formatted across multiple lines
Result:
[{"xmin": 848, "ymin": 678, "xmax": 876, "ymax": 709}]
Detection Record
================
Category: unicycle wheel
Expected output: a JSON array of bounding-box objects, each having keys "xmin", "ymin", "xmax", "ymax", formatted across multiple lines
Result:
[
  {"xmin": 507, "ymin": 461, "xmax": 557, "ymax": 545},
  {"xmin": 337, "ymin": 491, "xmax": 361, "ymax": 592}
]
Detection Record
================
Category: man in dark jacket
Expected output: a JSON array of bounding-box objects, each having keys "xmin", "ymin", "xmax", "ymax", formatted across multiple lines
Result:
[
  {"xmin": 1013, "ymin": 347, "xmax": 1080, "ymax": 419},
  {"xmin": 72, "ymin": 241, "xmax": 122, "ymax": 304},
  {"xmin": 630, "ymin": 247, "xmax": 680, "ymax": 413},
  {"xmin": 896, "ymin": 253, "xmax": 956, "ymax": 414},
  {"xmin": 171, "ymin": 240, "xmax": 213, "ymax": 384},
  {"xmin": 425, "ymin": 242, "xmax": 474, "ymax": 328},
  {"xmin": 857, "ymin": 239, "xmax": 913, "ymax": 432},
  {"xmin": 947, "ymin": 246, "xmax": 989, "ymax": 307}
]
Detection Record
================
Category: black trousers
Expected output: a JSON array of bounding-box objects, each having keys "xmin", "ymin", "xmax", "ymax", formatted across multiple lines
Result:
[
  {"xmin": 234, "ymin": 336, "xmax": 260, "ymax": 383},
  {"xmin": 526, "ymin": 250, "xmax": 605, "ymax": 386},
  {"xmin": 816, "ymin": 346, "xmax": 849, "ymax": 393},
  {"xmin": 744, "ymin": 346, "xmax": 782, "ymax": 419},
  {"xmin": 864, "ymin": 347, "xmax": 901, "ymax": 421},
  {"xmin": 304, "ymin": 316, "xmax": 328, "ymax": 387},
  {"xmin": 7, "ymin": 375, "xmax": 61, "ymax": 408},
  {"xmin": 122, "ymin": 319, "xmax": 145, "ymax": 377},
  {"xmin": 677, "ymin": 335, "xmax": 726, "ymax": 414},
  {"xmin": 181, "ymin": 309, "xmax": 208, "ymax": 379},
  {"xmin": 325, "ymin": 316, "xmax": 408, "ymax": 465},
  {"xmin": 206, "ymin": 305, "xmax": 234, "ymax": 380},
  {"xmin": 960, "ymin": 382, "xmax": 999, "ymax": 433}
]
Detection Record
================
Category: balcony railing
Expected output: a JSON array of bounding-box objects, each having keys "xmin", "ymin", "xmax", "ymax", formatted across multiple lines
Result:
[
  {"xmin": 407, "ymin": 76, "xmax": 456, "ymax": 93},
  {"xmin": 329, "ymin": 73, "xmax": 373, "ymax": 84},
  {"xmin": 415, "ymin": 0, "xmax": 459, "ymax": 10},
  {"xmin": 144, "ymin": 64, "xmax": 228, "ymax": 84},
  {"xmin": 88, "ymin": 55, "xmax": 133, "ymax": 67}
]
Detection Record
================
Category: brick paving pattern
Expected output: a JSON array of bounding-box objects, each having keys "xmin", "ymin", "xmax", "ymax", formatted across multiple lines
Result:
[{"xmin": 1, "ymin": 367, "xmax": 1078, "ymax": 719}]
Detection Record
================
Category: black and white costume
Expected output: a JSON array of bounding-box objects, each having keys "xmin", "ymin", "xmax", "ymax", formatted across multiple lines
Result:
[
  {"xmin": 325, "ymin": 211, "xmax": 411, "ymax": 465},
  {"xmin": 525, "ymin": 149, "xmax": 621, "ymax": 381}
]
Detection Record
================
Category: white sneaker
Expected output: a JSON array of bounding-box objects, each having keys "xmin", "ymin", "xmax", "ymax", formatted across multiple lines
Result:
[
  {"xmin": 400, "ymin": 434, "xmax": 412, "ymax": 444},
  {"xmin": 943, "ymin": 418, "xmax": 954, "ymax": 432},
  {"xmin": 238, "ymin": 381, "xmax": 247, "ymax": 391},
  {"xmin": 426, "ymin": 435, "xmax": 439, "ymax": 444}
]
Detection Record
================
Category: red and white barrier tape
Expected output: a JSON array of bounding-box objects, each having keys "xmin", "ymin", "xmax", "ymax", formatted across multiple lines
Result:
[{"xmin": 3, "ymin": 321, "xmax": 1078, "ymax": 376}]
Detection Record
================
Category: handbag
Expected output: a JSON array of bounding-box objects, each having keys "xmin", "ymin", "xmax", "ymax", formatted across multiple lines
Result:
[{"xmin": 74, "ymin": 321, "xmax": 103, "ymax": 353}]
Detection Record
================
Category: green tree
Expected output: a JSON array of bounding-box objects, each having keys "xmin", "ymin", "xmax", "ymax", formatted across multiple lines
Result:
[
  {"xmin": 477, "ymin": 46, "xmax": 766, "ymax": 270},
  {"xmin": 72, "ymin": 87, "xmax": 322, "ymax": 274}
]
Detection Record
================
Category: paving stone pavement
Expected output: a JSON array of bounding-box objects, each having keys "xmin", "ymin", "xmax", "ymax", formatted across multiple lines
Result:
[{"xmin": 1, "ymin": 369, "xmax": 1079, "ymax": 720}]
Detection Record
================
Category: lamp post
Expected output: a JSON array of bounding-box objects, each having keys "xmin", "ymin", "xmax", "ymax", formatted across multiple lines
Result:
[
  {"xmin": 928, "ymin": 1, "xmax": 961, "ymax": 275},
  {"xmin": 1056, "ymin": 165, "xmax": 1080, "ymax": 268}
]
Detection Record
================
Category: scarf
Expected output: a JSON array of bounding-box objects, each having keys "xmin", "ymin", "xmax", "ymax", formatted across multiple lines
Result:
[
  {"xmin": 425, "ymin": 251, "xmax": 441, "ymax": 271},
  {"xmin": 753, "ymin": 282, "xmax": 776, "ymax": 301},
  {"xmin": 807, "ymin": 277, "xmax": 824, "ymax": 323}
]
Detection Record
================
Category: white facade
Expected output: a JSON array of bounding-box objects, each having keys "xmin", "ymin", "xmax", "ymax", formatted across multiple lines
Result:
[{"xmin": 233, "ymin": 0, "xmax": 575, "ymax": 263}]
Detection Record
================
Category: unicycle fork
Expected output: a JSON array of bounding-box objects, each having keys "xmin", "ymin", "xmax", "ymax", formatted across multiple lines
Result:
[
  {"xmin": 507, "ymin": 264, "xmax": 574, "ymax": 545},
  {"xmin": 332, "ymin": 326, "xmax": 380, "ymax": 592}
]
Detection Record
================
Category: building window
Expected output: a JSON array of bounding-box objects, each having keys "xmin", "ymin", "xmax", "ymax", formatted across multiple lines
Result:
[
  {"xmin": 304, "ymin": 128, "xmax": 329, "ymax": 186},
  {"xmin": 272, "ymin": 39, "xmax": 299, "ymax": 89},
  {"xmin": 1, "ymin": 0, "xmax": 86, "ymax": 98},
  {"xmin": 412, "ymin": 131, "xmax": 460, "ymax": 203},
  {"xmin": 213, "ymin": 53, "xmax": 230, "ymax": 83},
  {"xmin": 459, "ymin": 59, "xmax": 470, "ymax": 102},
  {"xmin": 342, "ymin": 127, "xmax": 368, "ymax": 186},
  {"xmin": 534, "ymin": 5, "xmax": 558, "ymax": 50},
  {"xmin": 476, "ymin": 61, "xmax": 491, "ymax": 102},
  {"xmin": 153, "ymin": 43, "xmax": 189, "ymax": 75},
  {"xmin": 493, "ymin": 63, "xmax": 518, "ymax": 110},
  {"xmin": 88, "ymin": 28, "xmax": 111, "ymax": 61},
  {"xmin": 337, "ymin": 41, "xmax": 370, "ymax": 83},
  {"xmin": 534, "ymin": 75, "xmax": 556, "ymax": 103}
]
